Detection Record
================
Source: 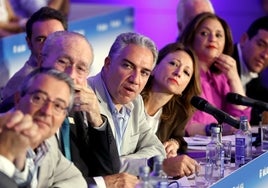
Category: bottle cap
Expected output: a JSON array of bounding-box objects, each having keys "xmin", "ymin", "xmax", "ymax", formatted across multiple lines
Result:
[
  {"xmin": 211, "ymin": 126, "xmax": 221, "ymax": 134},
  {"xmin": 240, "ymin": 115, "xmax": 248, "ymax": 121}
]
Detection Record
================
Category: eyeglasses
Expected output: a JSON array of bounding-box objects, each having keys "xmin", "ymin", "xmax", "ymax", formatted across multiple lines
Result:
[
  {"xmin": 56, "ymin": 60, "xmax": 89, "ymax": 76},
  {"xmin": 28, "ymin": 91, "xmax": 68, "ymax": 115}
]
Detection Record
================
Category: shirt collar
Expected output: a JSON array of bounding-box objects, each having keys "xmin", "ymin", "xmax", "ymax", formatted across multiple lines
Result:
[{"xmin": 27, "ymin": 141, "xmax": 49, "ymax": 166}]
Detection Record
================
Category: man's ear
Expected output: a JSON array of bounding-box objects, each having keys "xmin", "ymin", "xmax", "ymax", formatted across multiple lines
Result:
[
  {"xmin": 26, "ymin": 36, "xmax": 32, "ymax": 51},
  {"xmin": 239, "ymin": 33, "xmax": 249, "ymax": 47},
  {"xmin": 104, "ymin": 57, "xmax": 111, "ymax": 69}
]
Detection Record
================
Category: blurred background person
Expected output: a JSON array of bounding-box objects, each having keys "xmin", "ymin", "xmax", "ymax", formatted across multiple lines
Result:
[
  {"xmin": 10, "ymin": 0, "xmax": 69, "ymax": 19},
  {"xmin": 247, "ymin": 68, "xmax": 268, "ymax": 125},
  {"xmin": 141, "ymin": 42, "xmax": 201, "ymax": 157},
  {"xmin": 176, "ymin": 0, "xmax": 215, "ymax": 39},
  {"xmin": 1, "ymin": 7, "xmax": 67, "ymax": 101},
  {"xmin": 180, "ymin": 12, "xmax": 251, "ymax": 136},
  {"xmin": 0, "ymin": 0, "xmax": 24, "ymax": 37},
  {"xmin": 232, "ymin": 16, "xmax": 268, "ymax": 125},
  {"xmin": 233, "ymin": 16, "xmax": 268, "ymax": 90}
]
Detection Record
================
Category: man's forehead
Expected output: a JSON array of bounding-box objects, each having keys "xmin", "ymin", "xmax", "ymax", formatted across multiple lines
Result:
[{"xmin": 29, "ymin": 74, "xmax": 70, "ymax": 99}]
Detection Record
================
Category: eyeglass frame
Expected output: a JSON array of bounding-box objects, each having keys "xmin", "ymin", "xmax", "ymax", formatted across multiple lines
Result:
[{"xmin": 27, "ymin": 90, "xmax": 69, "ymax": 115}]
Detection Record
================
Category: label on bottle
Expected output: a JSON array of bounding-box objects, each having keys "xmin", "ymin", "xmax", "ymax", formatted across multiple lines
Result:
[
  {"xmin": 235, "ymin": 137, "xmax": 246, "ymax": 167},
  {"xmin": 236, "ymin": 138, "xmax": 246, "ymax": 155}
]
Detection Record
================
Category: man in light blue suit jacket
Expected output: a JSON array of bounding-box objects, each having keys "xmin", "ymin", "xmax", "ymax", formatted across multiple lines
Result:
[
  {"xmin": 88, "ymin": 32, "xmax": 166, "ymax": 176},
  {"xmin": 0, "ymin": 68, "xmax": 87, "ymax": 188}
]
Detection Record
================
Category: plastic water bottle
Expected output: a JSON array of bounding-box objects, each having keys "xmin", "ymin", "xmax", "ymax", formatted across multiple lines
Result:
[
  {"xmin": 149, "ymin": 155, "xmax": 168, "ymax": 188},
  {"xmin": 136, "ymin": 166, "xmax": 153, "ymax": 188},
  {"xmin": 235, "ymin": 116, "xmax": 252, "ymax": 168},
  {"xmin": 206, "ymin": 125, "xmax": 224, "ymax": 183}
]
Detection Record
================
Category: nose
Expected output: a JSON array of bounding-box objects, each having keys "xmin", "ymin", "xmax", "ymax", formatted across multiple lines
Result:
[
  {"xmin": 261, "ymin": 48, "xmax": 268, "ymax": 60},
  {"xmin": 173, "ymin": 67, "xmax": 181, "ymax": 77},
  {"xmin": 208, "ymin": 33, "xmax": 216, "ymax": 41},
  {"xmin": 65, "ymin": 66, "xmax": 77, "ymax": 79},
  {"xmin": 40, "ymin": 100, "xmax": 53, "ymax": 116},
  {"xmin": 129, "ymin": 71, "xmax": 140, "ymax": 84}
]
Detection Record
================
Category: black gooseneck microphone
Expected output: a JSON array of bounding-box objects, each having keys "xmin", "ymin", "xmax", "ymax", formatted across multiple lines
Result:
[
  {"xmin": 226, "ymin": 92, "xmax": 268, "ymax": 111},
  {"xmin": 191, "ymin": 96, "xmax": 240, "ymax": 129}
]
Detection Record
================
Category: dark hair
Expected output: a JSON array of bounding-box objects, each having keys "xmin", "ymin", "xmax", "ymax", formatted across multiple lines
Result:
[
  {"xmin": 247, "ymin": 16, "xmax": 268, "ymax": 39},
  {"xmin": 179, "ymin": 12, "xmax": 234, "ymax": 73},
  {"xmin": 142, "ymin": 42, "xmax": 201, "ymax": 121},
  {"xmin": 26, "ymin": 7, "xmax": 68, "ymax": 39}
]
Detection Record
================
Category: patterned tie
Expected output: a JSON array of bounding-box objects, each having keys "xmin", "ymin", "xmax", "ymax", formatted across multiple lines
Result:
[{"xmin": 60, "ymin": 118, "xmax": 71, "ymax": 160}]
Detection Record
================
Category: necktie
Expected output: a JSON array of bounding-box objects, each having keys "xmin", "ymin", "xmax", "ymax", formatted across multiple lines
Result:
[{"xmin": 60, "ymin": 118, "xmax": 71, "ymax": 160}]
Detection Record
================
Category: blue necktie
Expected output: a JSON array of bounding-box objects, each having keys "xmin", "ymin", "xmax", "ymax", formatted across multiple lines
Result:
[{"xmin": 60, "ymin": 118, "xmax": 71, "ymax": 160}]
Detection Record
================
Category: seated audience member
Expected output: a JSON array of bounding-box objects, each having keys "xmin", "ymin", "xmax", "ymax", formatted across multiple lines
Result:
[
  {"xmin": 141, "ymin": 42, "xmax": 201, "ymax": 157},
  {"xmin": 1, "ymin": 68, "xmax": 87, "ymax": 187},
  {"xmin": 180, "ymin": 12, "xmax": 251, "ymax": 136},
  {"xmin": 246, "ymin": 68, "xmax": 268, "ymax": 125},
  {"xmin": 176, "ymin": 0, "xmax": 214, "ymax": 38},
  {"xmin": 233, "ymin": 16, "xmax": 268, "ymax": 89},
  {"xmin": 88, "ymin": 32, "xmax": 198, "ymax": 178},
  {"xmin": 0, "ymin": 0, "xmax": 24, "ymax": 37},
  {"xmin": 40, "ymin": 31, "xmax": 128, "ymax": 187},
  {"xmin": 10, "ymin": 0, "xmax": 69, "ymax": 19},
  {"xmin": 1, "ymin": 6, "xmax": 67, "ymax": 101}
]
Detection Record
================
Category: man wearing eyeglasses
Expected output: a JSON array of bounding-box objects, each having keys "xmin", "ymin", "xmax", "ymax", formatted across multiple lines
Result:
[
  {"xmin": 40, "ymin": 31, "xmax": 138, "ymax": 187},
  {"xmin": 0, "ymin": 68, "xmax": 87, "ymax": 187},
  {"xmin": 0, "ymin": 31, "xmax": 137, "ymax": 187}
]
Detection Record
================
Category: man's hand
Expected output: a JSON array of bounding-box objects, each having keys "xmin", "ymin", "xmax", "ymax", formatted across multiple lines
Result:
[
  {"xmin": 103, "ymin": 172, "xmax": 138, "ymax": 188},
  {"xmin": 0, "ymin": 110, "xmax": 42, "ymax": 169},
  {"xmin": 73, "ymin": 85, "xmax": 103, "ymax": 127},
  {"xmin": 163, "ymin": 154, "xmax": 197, "ymax": 177}
]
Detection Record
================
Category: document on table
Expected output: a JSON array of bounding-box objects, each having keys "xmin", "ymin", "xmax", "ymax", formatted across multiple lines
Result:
[{"xmin": 184, "ymin": 135, "xmax": 235, "ymax": 150}]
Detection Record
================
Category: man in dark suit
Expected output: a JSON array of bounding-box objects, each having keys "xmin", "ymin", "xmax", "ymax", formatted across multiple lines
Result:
[
  {"xmin": 232, "ymin": 16, "xmax": 268, "ymax": 124},
  {"xmin": 233, "ymin": 16, "xmax": 268, "ymax": 90}
]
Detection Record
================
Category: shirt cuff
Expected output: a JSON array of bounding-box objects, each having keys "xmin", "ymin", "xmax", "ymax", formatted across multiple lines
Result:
[
  {"xmin": 93, "ymin": 115, "xmax": 107, "ymax": 131},
  {"xmin": 0, "ymin": 155, "xmax": 16, "ymax": 178},
  {"xmin": 93, "ymin": 176, "xmax": 107, "ymax": 188}
]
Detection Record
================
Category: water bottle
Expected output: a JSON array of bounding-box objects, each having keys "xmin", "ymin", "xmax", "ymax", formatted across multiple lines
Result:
[
  {"xmin": 149, "ymin": 155, "xmax": 168, "ymax": 188},
  {"xmin": 206, "ymin": 125, "xmax": 224, "ymax": 183},
  {"xmin": 235, "ymin": 116, "xmax": 252, "ymax": 168},
  {"xmin": 136, "ymin": 166, "xmax": 153, "ymax": 188}
]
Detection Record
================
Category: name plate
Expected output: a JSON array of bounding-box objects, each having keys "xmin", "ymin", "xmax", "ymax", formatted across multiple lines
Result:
[{"xmin": 211, "ymin": 151, "xmax": 268, "ymax": 188}]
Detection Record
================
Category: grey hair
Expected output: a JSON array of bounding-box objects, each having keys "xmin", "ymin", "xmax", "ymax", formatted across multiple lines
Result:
[
  {"xmin": 108, "ymin": 32, "xmax": 158, "ymax": 67},
  {"xmin": 42, "ymin": 30, "xmax": 94, "ymax": 69},
  {"xmin": 177, "ymin": 0, "xmax": 215, "ymax": 24},
  {"xmin": 20, "ymin": 68, "xmax": 75, "ymax": 112}
]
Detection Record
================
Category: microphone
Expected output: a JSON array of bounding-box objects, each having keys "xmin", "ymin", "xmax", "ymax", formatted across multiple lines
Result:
[
  {"xmin": 191, "ymin": 96, "xmax": 240, "ymax": 129},
  {"xmin": 226, "ymin": 92, "xmax": 268, "ymax": 111}
]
